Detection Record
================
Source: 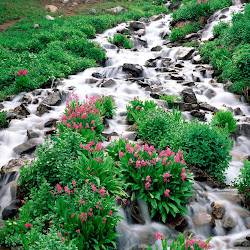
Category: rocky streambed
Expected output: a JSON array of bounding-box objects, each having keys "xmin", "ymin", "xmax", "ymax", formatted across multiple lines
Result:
[{"xmin": 0, "ymin": 2, "xmax": 250, "ymax": 249}]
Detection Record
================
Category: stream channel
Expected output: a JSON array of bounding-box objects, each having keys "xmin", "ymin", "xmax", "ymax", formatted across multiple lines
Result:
[{"xmin": 0, "ymin": 2, "xmax": 250, "ymax": 249}]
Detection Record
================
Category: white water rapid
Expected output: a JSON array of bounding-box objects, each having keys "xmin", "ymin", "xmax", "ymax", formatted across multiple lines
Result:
[{"xmin": 0, "ymin": 3, "xmax": 249, "ymax": 249}]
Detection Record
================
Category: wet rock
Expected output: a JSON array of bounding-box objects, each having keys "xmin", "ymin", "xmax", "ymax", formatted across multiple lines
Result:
[
  {"xmin": 178, "ymin": 81, "xmax": 195, "ymax": 87},
  {"xmin": 181, "ymin": 88, "xmax": 197, "ymax": 104},
  {"xmin": 170, "ymin": 74, "xmax": 184, "ymax": 81},
  {"xmin": 13, "ymin": 139, "xmax": 39, "ymax": 155},
  {"xmin": 193, "ymin": 214, "xmax": 216, "ymax": 228},
  {"xmin": 151, "ymin": 46, "xmax": 162, "ymax": 52},
  {"xmin": 234, "ymin": 239, "xmax": 250, "ymax": 247},
  {"xmin": 246, "ymin": 222, "xmax": 250, "ymax": 229},
  {"xmin": 246, "ymin": 234, "xmax": 250, "ymax": 241},
  {"xmin": 234, "ymin": 107, "xmax": 245, "ymax": 116},
  {"xmin": 117, "ymin": 27, "xmax": 130, "ymax": 34},
  {"xmin": 161, "ymin": 58, "xmax": 172, "ymax": 67},
  {"xmin": 86, "ymin": 78, "xmax": 99, "ymax": 84},
  {"xmin": 203, "ymin": 88, "xmax": 216, "ymax": 99},
  {"xmin": 175, "ymin": 63, "xmax": 184, "ymax": 68},
  {"xmin": 22, "ymin": 94, "xmax": 32, "ymax": 104},
  {"xmin": 129, "ymin": 21, "xmax": 145, "ymax": 31},
  {"xmin": 192, "ymin": 55, "xmax": 202, "ymax": 64},
  {"xmin": 101, "ymin": 79, "xmax": 116, "ymax": 88},
  {"xmin": 150, "ymin": 93, "xmax": 160, "ymax": 99},
  {"xmin": 184, "ymin": 33, "xmax": 201, "ymax": 41},
  {"xmin": 160, "ymin": 29, "xmax": 171, "ymax": 38},
  {"xmin": 136, "ymin": 80, "xmax": 150, "ymax": 88},
  {"xmin": 45, "ymin": 128, "xmax": 56, "ymax": 136},
  {"xmin": 176, "ymin": 48, "xmax": 195, "ymax": 60},
  {"xmin": 137, "ymin": 231, "xmax": 156, "ymax": 246},
  {"xmin": 149, "ymin": 14, "xmax": 164, "ymax": 22},
  {"xmin": 32, "ymin": 89, "xmax": 43, "ymax": 96},
  {"xmin": 102, "ymin": 132, "xmax": 119, "ymax": 139},
  {"xmin": 0, "ymin": 103, "xmax": 4, "ymax": 110},
  {"xmin": 32, "ymin": 98, "xmax": 39, "ymax": 104},
  {"xmin": 170, "ymin": 102, "xmax": 199, "ymax": 111},
  {"xmin": 235, "ymin": 123, "xmax": 250, "ymax": 139},
  {"xmin": 133, "ymin": 29, "xmax": 145, "ymax": 36},
  {"xmin": 145, "ymin": 57, "xmax": 161, "ymax": 67},
  {"xmin": 41, "ymin": 89, "xmax": 61, "ymax": 106},
  {"xmin": 212, "ymin": 203, "xmax": 225, "ymax": 219},
  {"xmin": 136, "ymin": 37, "xmax": 147, "ymax": 47},
  {"xmin": 107, "ymin": 6, "xmax": 128, "ymax": 14},
  {"xmin": 44, "ymin": 119, "xmax": 58, "ymax": 128},
  {"xmin": 45, "ymin": 15, "xmax": 55, "ymax": 20},
  {"xmin": 45, "ymin": 5, "xmax": 58, "ymax": 12},
  {"xmin": 224, "ymin": 81, "xmax": 233, "ymax": 91},
  {"xmin": 138, "ymin": 17, "xmax": 150, "ymax": 23},
  {"xmin": 230, "ymin": 151, "xmax": 248, "ymax": 161},
  {"xmin": 222, "ymin": 216, "xmax": 237, "ymax": 230},
  {"xmin": 190, "ymin": 110, "xmax": 205, "ymax": 119},
  {"xmin": 2, "ymin": 205, "xmax": 19, "ymax": 220},
  {"xmin": 27, "ymin": 130, "xmax": 39, "ymax": 139},
  {"xmin": 198, "ymin": 102, "xmax": 218, "ymax": 113},
  {"xmin": 168, "ymin": 215, "xmax": 188, "ymax": 231},
  {"xmin": 0, "ymin": 158, "xmax": 31, "ymax": 175},
  {"xmin": 36, "ymin": 103, "xmax": 53, "ymax": 116},
  {"xmin": 123, "ymin": 63, "xmax": 143, "ymax": 77},
  {"xmin": 13, "ymin": 103, "xmax": 31, "ymax": 116}
]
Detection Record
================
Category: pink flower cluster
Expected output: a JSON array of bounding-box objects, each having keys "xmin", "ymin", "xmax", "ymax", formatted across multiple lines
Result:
[
  {"xmin": 185, "ymin": 236, "xmax": 211, "ymax": 249},
  {"xmin": 80, "ymin": 140, "xmax": 104, "ymax": 153},
  {"xmin": 13, "ymin": 69, "xmax": 28, "ymax": 76},
  {"xmin": 24, "ymin": 223, "xmax": 33, "ymax": 229},
  {"xmin": 155, "ymin": 232, "xmax": 164, "ymax": 240},
  {"xmin": 145, "ymin": 175, "xmax": 152, "ymax": 190},
  {"xmin": 196, "ymin": 0, "xmax": 209, "ymax": 4}
]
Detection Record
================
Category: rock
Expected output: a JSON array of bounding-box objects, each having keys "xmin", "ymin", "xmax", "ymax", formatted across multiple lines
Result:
[
  {"xmin": 176, "ymin": 48, "xmax": 195, "ymax": 60},
  {"xmin": 86, "ymin": 78, "xmax": 99, "ymax": 84},
  {"xmin": 170, "ymin": 74, "xmax": 184, "ymax": 81},
  {"xmin": 212, "ymin": 203, "xmax": 225, "ymax": 219},
  {"xmin": 198, "ymin": 102, "xmax": 218, "ymax": 113},
  {"xmin": 203, "ymin": 88, "xmax": 216, "ymax": 99},
  {"xmin": 138, "ymin": 17, "xmax": 150, "ymax": 23},
  {"xmin": 0, "ymin": 103, "xmax": 4, "ymax": 110},
  {"xmin": 193, "ymin": 214, "xmax": 216, "ymax": 228},
  {"xmin": 27, "ymin": 130, "xmax": 39, "ymax": 139},
  {"xmin": 222, "ymin": 216, "xmax": 237, "ymax": 230},
  {"xmin": 34, "ymin": 24, "xmax": 39, "ymax": 29},
  {"xmin": 36, "ymin": 103, "xmax": 53, "ymax": 116},
  {"xmin": 107, "ymin": 6, "xmax": 128, "ymax": 14},
  {"xmin": 137, "ymin": 230, "xmax": 156, "ymax": 246},
  {"xmin": 235, "ymin": 123, "xmax": 250, "ymax": 139},
  {"xmin": 168, "ymin": 215, "xmax": 188, "ymax": 231},
  {"xmin": 45, "ymin": 5, "xmax": 58, "ymax": 12},
  {"xmin": 192, "ymin": 55, "xmax": 202, "ymax": 64},
  {"xmin": 199, "ymin": 16, "xmax": 207, "ymax": 24},
  {"xmin": 92, "ymin": 72, "xmax": 104, "ymax": 79},
  {"xmin": 190, "ymin": 110, "xmax": 205, "ymax": 119},
  {"xmin": 246, "ymin": 234, "xmax": 250, "ymax": 241},
  {"xmin": 41, "ymin": 89, "xmax": 61, "ymax": 106},
  {"xmin": 149, "ymin": 14, "xmax": 164, "ymax": 22},
  {"xmin": 133, "ymin": 29, "xmax": 145, "ymax": 36},
  {"xmin": 0, "ymin": 158, "xmax": 31, "ymax": 175},
  {"xmin": 170, "ymin": 102, "xmax": 199, "ymax": 112},
  {"xmin": 32, "ymin": 89, "xmax": 43, "ymax": 96},
  {"xmin": 234, "ymin": 239, "xmax": 250, "ymax": 247},
  {"xmin": 44, "ymin": 119, "xmax": 58, "ymax": 128},
  {"xmin": 145, "ymin": 57, "xmax": 161, "ymax": 67},
  {"xmin": 184, "ymin": 33, "xmax": 201, "ymax": 41},
  {"xmin": 129, "ymin": 245, "xmax": 147, "ymax": 250},
  {"xmin": 2, "ymin": 205, "xmax": 19, "ymax": 220},
  {"xmin": 13, "ymin": 103, "xmax": 31, "ymax": 116},
  {"xmin": 151, "ymin": 46, "xmax": 162, "ymax": 51},
  {"xmin": 90, "ymin": 8, "xmax": 97, "ymax": 14},
  {"xmin": 178, "ymin": 81, "xmax": 195, "ymax": 87},
  {"xmin": 230, "ymin": 151, "xmax": 248, "ymax": 161},
  {"xmin": 129, "ymin": 21, "xmax": 145, "ymax": 31},
  {"xmin": 181, "ymin": 88, "xmax": 197, "ymax": 104},
  {"xmin": 23, "ymin": 94, "xmax": 32, "ymax": 104},
  {"xmin": 13, "ymin": 139, "xmax": 39, "ymax": 155},
  {"xmin": 123, "ymin": 63, "xmax": 143, "ymax": 77},
  {"xmin": 101, "ymin": 79, "xmax": 116, "ymax": 88},
  {"xmin": 150, "ymin": 93, "xmax": 160, "ymax": 99},
  {"xmin": 234, "ymin": 107, "xmax": 245, "ymax": 116},
  {"xmin": 45, "ymin": 15, "xmax": 55, "ymax": 20},
  {"xmin": 160, "ymin": 29, "xmax": 171, "ymax": 38},
  {"xmin": 246, "ymin": 222, "xmax": 250, "ymax": 229},
  {"xmin": 135, "ymin": 37, "xmax": 147, "ymax": 47}
]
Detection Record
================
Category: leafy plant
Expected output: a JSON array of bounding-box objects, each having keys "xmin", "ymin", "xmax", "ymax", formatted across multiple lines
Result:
[
  {"xmin": 233, "ymin": 160, "xmax": 250, "ymax": 209},
  {"xmin": 160, "ymin": 94, "xmax": 182, "ymax": 104},
  {"xmin": 94, "ymin": 95, "xmax": 117, "ymax": 119},
  {"xmin": 0, "ymin": 109, "xmax": 7, "ymax": 128},
  {"xmin": 108, "ymin": 34, "xmax": 133, "ymax": 49},
  {"xmin": 109, "ymin": 139, "xmax": 194, "ymax": 221},
  {"xmin": 211, "ymin": 110, "xmax": 237, "ymax": 133}
]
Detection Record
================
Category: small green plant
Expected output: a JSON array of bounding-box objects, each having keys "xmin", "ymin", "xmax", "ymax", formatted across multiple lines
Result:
[
  {"xmin": 211, "ymin": 110, "xmax": 237, "ymax": 133},
  {"xmin": 108, "ymin": 34, "xmax": 133, "ymax": 49},
  {"xmin": 94, "ymin": 95, "xmax": 117, "ymax": 119},
  {"xmin": 184, "ymin": 41, "xmax": 199, "ymax": 47},
  {"xmin": 0, "ymin": 110, "xmax": 7, "ymax": 128},
  {"xmin": 147, "ymin": 233, "xmax": 211, "ymax": 250},
  {"xmin": 233, "ymin": 160, "xmax": 250, "ymax": 209},
  {"xmin": 108, "ymin": 139, "xmax": 194, "ymax": 221},
  {"xmin": 13, "ymin": 69, "xmax": 32, "ymax": 93},
  {"xmin": 160, "ymin": 94, "xmax": 182, "ymax": 104}
]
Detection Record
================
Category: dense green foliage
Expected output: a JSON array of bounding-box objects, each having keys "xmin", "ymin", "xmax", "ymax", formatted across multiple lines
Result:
[
  {"xmin": 199, "ymin": 4, "xmax": 250, "ymax": 99},
  {"xmin": 160, "ymin": 94, "xmax": 182, "ymax": 104},
  {"xmin": 108, "ymin": 34, "xmax": 134, "ymax": 49},
  {"xmin": 0, "ymin": 110, "xmax": 7, "ymax": 129},
  {"xmin": 108, "ymin": 139, "xmax": 194, "ymax": 221},
  {"xmin": 233, "ymin": 160, "xmax": 250, "ymax": 209},
  {"xmin": 172, "ymin": 0, "xmax": 232, "ymax": 22}
]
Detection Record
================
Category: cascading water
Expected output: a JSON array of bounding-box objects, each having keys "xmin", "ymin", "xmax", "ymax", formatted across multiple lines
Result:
[{"xmin": 0, "ymin": 2, "xmax": 249, "ymax": 248}]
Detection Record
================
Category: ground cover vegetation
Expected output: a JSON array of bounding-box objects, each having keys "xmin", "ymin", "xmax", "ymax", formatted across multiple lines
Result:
[
  {"xmin": 199, "ymin": 4, "xmax": 250, "ymax": 101},
  {"xmin": 0, "ymin": 0, "xmax": 169, "ymax": 101},
  {"xmin": 108, "ymin": 34, "xmax": 134, "ymax": 49}
]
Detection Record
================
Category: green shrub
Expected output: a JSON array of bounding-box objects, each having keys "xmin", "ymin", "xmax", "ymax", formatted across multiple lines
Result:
[
  {"xmin": 148, "ymin": 232, "xmax": 211, "ymax": 250},
  {"xmin": 183, "ymin": 41, "xmax": 199, "ymax": 47},
  {"xmin": 108, "ymin": 139, "xmax": 194, "ymax": 220},
  {"xmin": 160, "ymin": 94, "xmax": 182, "ymax": 104},
  {"xmin": 233, "ymin": 160, "xmax": 250, "ymax": 209},
  {"xmin": 0, "ymin": 110, "xmax": 7, "ymax": 129},
  {"xmin": 169, "ymin": 23, "xmax": 200, "ymax": 42},
  {"xmin": 175, "ymin": 121, "xmax": 232, "ymax": 182},
  {"xmin": 211, "ymin": 110, "xmax": 237, "ymax": 133},
  {"xmin": 108, "ymin": 34, "xmax": 133, "ymax": 49},
  {"xmin": 212, "ymin": 21, "xmax": 230, "ymax": 38},
  {"xmin": 94, "ymin": 95, "xmax": 117, "ymax": 119}
]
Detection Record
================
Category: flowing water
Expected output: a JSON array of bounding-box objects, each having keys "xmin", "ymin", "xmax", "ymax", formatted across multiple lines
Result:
[{"xmin": 0, "ymin": 3, "xmax": 249, "ymax": 249}]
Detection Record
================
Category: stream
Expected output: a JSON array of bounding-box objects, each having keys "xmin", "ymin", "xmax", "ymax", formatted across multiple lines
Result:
[{"xmin": 0, "ymin": 2, "xmax": 249, "ymax": 249}]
